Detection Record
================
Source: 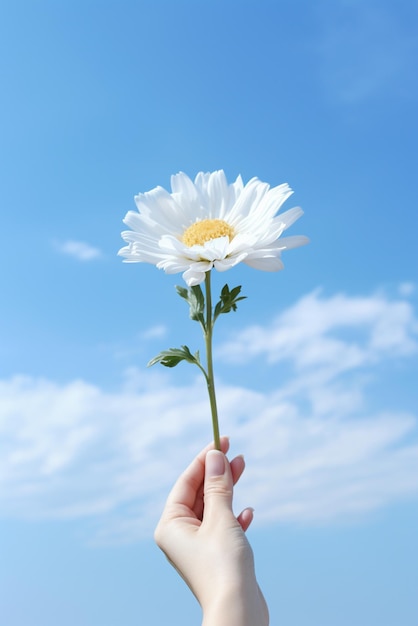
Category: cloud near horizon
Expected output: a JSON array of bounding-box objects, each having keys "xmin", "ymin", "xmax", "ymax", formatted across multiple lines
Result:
[{"xmin": 0, "ymin": 287, "xmax": 417, "ymax": 543}]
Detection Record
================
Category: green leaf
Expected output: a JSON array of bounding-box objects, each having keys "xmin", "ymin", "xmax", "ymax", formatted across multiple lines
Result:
[
  {"xmin": 189, "ymin": 285, "xmax": 205, "ymax": 322},
  {"xmin": 147, "ymin": 345, "xmax": 200, "ymax": 368},
  {"xmin": 214, "ymin": 300, "xmax": 223, "ymax": 319},
  {"xmin": 175, "ymin": 285, "xmax": 189, "ymax": 301},
  {"xmin": 213, "ymin": 284, "xmax": 247, "ymax": 321},
  {"xmin": 175, "ymin": 284, "xmax": 205, "ymax": 327}
]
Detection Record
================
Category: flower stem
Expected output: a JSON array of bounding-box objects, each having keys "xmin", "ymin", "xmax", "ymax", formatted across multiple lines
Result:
[{"xmin": 204, "ymin": 271, "xmax": 221, "ymax": 451}]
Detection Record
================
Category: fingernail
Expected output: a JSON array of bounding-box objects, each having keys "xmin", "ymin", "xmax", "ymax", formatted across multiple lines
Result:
[{"xmin": 206, "ymin": 450, "xmax": 225, "ymax": 477}]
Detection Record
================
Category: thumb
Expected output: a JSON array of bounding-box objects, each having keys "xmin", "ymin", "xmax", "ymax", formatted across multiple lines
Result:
[{"xmin": 203, "ymin": 450, "xmax": 234, "ymax": 524}]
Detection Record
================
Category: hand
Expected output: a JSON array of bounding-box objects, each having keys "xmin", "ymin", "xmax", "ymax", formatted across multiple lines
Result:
[{"xmin": 154, "ymin": 438, "xmax": 269, "ymax": 626}]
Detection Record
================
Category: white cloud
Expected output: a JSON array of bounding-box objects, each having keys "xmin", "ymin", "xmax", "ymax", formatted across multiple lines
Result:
[
  {"xmin": 217, "ymin": 288, "xmax": 418, "ymax": 373},
  {"xmin": 53, "ymin": 239, "xmax": 102, "ymax": 261},
  {"xmin": 399, "ymin": 282, "xmax": 416, "ymax": 297},
  {"xmin": 0, "ymin": 288, "xmax": 417, "ymax": 543},
  {"xmin": 139, "ymin": 325, "xmax": 168, "ymax": 340}
]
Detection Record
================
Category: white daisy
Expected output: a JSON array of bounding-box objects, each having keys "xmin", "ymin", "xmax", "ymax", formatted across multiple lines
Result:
[{"xmin": 118, "ymin": 170, "xmax": 309, "ymax": 286}]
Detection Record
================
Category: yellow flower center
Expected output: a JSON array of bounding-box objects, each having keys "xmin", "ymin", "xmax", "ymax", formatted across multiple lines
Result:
[{"xmin": 182, "ymin": 219, "xmax": 235, "ymax": 247}]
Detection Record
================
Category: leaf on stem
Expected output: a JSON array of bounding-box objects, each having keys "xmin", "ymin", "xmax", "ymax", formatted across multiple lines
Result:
[
  {"xmin": 176, "ymin": 284, "xmax": 205, "ymax": 327},
  {"xmin": 147, "ymin": 345, "xmax": 201, "ymax": 368},
  {"xmin": 214, "ymin": 284, "xmax": 247, "ymax": 321}
]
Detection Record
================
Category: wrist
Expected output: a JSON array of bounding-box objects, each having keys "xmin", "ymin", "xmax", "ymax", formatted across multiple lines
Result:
[{"xmin": 201, "ymin": 581, "xmax": 269, "ymax": 626}]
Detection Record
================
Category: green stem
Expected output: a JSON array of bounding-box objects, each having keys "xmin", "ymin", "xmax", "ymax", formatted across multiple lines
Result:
[{"xmin": 204, "ymin": 271, "xmax": 221, "ymax": 450}]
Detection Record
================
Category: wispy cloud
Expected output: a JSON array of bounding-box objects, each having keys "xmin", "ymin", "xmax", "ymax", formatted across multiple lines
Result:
[
  {"xmin": 53, "ymin": 239, "xmax": 102, "ymax": 261},
  {"xmin": 217, "ymin": 288, "xmax": 418, "ymax": 371},
  {"xmin": 0, "ymin": 287, "xmax": 417, "ymax": 543},
  {"xmin": 399, "ymin": 282, "xmax": 416, "ymax": 297},
  {"xmin": 139, "ymin": 325, "xmax": 168, "ymax": 341}
]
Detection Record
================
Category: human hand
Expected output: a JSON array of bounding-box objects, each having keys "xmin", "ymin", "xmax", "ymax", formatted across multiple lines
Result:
[{"xmin": 154, "ymin": 438, "xmax": 269, "ymax": 626}]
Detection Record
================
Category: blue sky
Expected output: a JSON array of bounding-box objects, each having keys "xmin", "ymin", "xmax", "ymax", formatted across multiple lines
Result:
[{"xmin": 1, "ymin": 0, "xmax": 417, "ymax": 624}]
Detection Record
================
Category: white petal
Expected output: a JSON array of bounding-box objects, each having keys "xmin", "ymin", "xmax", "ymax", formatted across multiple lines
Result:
[
  {"xmin": 156, "ymin": 256, "xmax": 189, "ymax": 271},
  {"xmin": 158, "ymin": 235, "xmax": 187, "ymax": 254},
  {"xmin": 273, "ymin": 206, "xmax": 304, "ymax": 230},
  {"xmin": 214, "ymin": 252, "xmax": 248, "ymax": 271},
  {"xmin": 228, "ymin": 232, "xmax": 258, "ymax": 254},
  {"xmin": 123, "ymin": 211, "xmax": 159, "ymax": 237},
  {"xmin": 189, "ymin": 260, "xmax": 214, "ymax": 272},
  {"xmin": 232, "ymin": 174, "xmax": 244, "ymax": 197},
  {"xmin": 170, "ymin": 171, "xmax": 197, "ymax": 198},
  {"xmin": 193, "ymin": 170, "xmax": 243, "ymax": 220},
  {"xmin": 206, "ymin": 170, "xmax": 231, "ymax": 218},
  {"xmin": 120, "ymin": 230, "xmax": 143, "ymax": 243},
  {"xmin": 194, "ymin": 171, "xmax": 211, "ymax": 190},
  {"xmin": 254, "ymin": 183, "xmax": 293, "ymax": 219},
  {"xmin": 135, "ymin": 186, "xmax": 190, "ymax": 233},
  {"xmin": 183, "ymin": 267, "xmax": 208, "ymax": 286},
  {"xmin": 275, "ymin": 235, "xmax": 310, "ymax": 250},
  {"xmin": 201, "ymin": 236, "xmax": 230, "ymax": 260},
  {"xmin": 226, "ymin": 177, "xmax": 270, "ymax": 223},
  {"xmin": 244, "ymin": 256, "xmax": 285, "ymax": 271}
]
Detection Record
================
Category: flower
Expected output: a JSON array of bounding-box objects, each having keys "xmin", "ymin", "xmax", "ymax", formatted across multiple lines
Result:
[{"xmin": 118, "ymin": 170, "xmax": 309, "ymax": 286}]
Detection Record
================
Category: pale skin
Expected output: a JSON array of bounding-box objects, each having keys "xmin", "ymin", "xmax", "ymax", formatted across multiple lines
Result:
[{"xmin": 154, "ymin": 438, "xmax": 269, "ymax": 626}]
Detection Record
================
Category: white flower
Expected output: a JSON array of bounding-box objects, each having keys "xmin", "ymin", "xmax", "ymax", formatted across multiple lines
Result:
[{"xmin": 118, "ymin": 170, "xmax": 309, "ymax": 287}]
